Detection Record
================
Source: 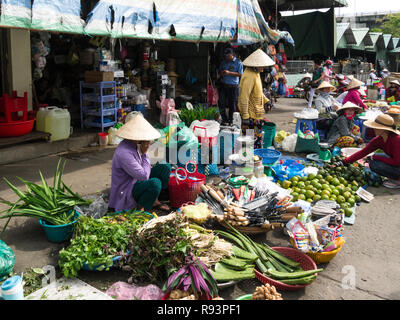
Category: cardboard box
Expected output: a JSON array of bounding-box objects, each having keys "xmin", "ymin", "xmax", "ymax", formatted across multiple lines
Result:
[
  {"xmin": 85, "ymin": 71, "xmax": 114, "ymax": 83},
  {"xmin": 383, "ymin": 74, "xmax": 400, "ymax": 88},
  {"xmin": 367, "ymin": 87, "xmax": 379, "ymax": 100}
]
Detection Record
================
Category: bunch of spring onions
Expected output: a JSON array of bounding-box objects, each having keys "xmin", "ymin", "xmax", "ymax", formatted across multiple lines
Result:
[{"xmin": 0, "ymin": 159, "xmax": 92, "ymax": 233}]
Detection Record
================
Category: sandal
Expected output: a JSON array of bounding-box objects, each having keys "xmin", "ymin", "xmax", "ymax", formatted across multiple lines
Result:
[
  {"xmin": 382, "ymin": 179, "xmax": 400, "ymax": 189},
  {"xmin": 153, "ymin": 203, "xmax": 171, "ymax": 211}
]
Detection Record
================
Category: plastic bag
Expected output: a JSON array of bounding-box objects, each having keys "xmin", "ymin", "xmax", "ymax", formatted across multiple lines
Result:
[
  {"xmin": 76, "ymin": 195, "xmax": 108, "ymax": 219},
  {"xmin": 294, "ymin": 108, "xmax": 319, "ymax": 119},
  {"xmin": 108, "ymin": 127, "xmax": 123, "ymax": 145},
  {"xmin": 105, "ymin": 282, "xmax": 164, "ymax": 300},
  {"xmin": 282, "ymin": 134, "xmax": 298, "ymax": 153},
  {"xmin": 0, "ymin": 240, "xmax": 15, "ymax": 281},
  {"xmin": 190, "ymin": 120, "xmax": 220, "ymax": 138}
]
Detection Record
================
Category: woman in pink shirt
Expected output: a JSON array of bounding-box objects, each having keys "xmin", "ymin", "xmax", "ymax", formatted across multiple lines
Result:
[
  {"xmin": 333, "ymin": 114, "xmax": 400, "ymax": 189},
  {"xmin": 342, "ymin": 77, "xmax": 368, "ymax": 110},
  {"xmin": 323, "ymin": 60, "xmax": 334, "ymax": 83}
]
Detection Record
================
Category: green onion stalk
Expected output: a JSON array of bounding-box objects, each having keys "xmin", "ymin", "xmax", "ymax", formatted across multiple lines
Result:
[{"xmin": 0, "ymin": 159, "xmax": 92, "ymax": 234}]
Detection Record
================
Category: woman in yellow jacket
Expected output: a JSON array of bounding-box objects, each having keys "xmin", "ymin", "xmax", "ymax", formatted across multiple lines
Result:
[{"xmin": 238, "ymin": 49, "xmax": 276, "ymax": 148}]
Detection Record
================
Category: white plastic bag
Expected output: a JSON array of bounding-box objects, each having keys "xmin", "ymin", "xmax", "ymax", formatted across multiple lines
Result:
[
  {"xmin": 108, "ymin": 127, "xmax": 123, "ymax": 145},
  {"xmin": 282, "ymin": 134, "xmax": 298, "ymax": 153},
  {"xmin": 294, "ymin": 108, "xmax": 319, "ymax": 119},
  {"xmin": 190, "ymin": 120, "xmax": 220, "ymax": 138}
]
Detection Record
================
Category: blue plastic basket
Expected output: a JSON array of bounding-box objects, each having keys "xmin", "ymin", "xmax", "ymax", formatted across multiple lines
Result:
[
  {"xmin": 39, "ymin": 211, "xmax": 80, "ymax": 243},
  {"xmin": 254, "ymin": 148, "xmax": 281, "ymax": 165}
]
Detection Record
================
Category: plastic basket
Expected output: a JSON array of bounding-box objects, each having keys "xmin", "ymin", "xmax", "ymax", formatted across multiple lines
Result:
[
  {"xmin": 289, "ymin": 238, "xmax": 344, "ymax": 264},
  {"xmin": 168, "ymin": 162, "xmax": 205, "ymax": 208},
  {"xmin": 254, "ymin": 148, "xmax": 281, "ymax": 165},
  {"xmin": 39, "ymin": 211, "xmax": 80, "ymax": 243},
  {"xmin": 254, "ymin": 247, "xmax": 318, "ymax": 291}
]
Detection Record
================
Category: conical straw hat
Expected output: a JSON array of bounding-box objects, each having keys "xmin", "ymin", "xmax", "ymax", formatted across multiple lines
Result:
[
  {"xmin": 346, "ymin": 77, "xmax": 364, "ymax": 90},
  {"xmin": 336, "ymin": 102, "xmax": 362, "ymax": 115},
  {"xmin": 116, "ymin": 113, "xmax": 161, "ymax": 141},
  {"xmin": 364, "ymin": 114, "xmax": 400, "ymax": 135},
  {"xmin": 390, "ymin": 79, "xmax": 400, "ymax": 86},
  {"xmin": 317, "ymin": 81, "xmax": 336, "ymax": 92},
  {"xmin": 242, "ymin": 49, "xmax": 275, "ymax": 67}
]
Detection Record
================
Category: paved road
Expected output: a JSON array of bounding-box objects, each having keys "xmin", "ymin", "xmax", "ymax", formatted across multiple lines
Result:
[{"xmin": 1, "ymin": 98, "xmax": 399, "ymax": 300}]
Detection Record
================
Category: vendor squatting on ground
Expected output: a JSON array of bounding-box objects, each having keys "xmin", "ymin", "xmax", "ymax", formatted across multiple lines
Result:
[{"xmin": 108, "ymin": 113, "xmax": 171, "ymax": 212}]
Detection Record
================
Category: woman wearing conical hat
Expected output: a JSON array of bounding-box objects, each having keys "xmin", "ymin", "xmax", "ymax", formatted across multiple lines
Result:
[
  {"xmin": 385, "ymin": 79, "xmax": 400, "ymax": 102},
  {"xmin": 237, "ymin": 49, "xmax": 275, "ymax": 148},
  {"xmin": 314, "ymin": 81, "xmax": 341, "ymax": 119},
  {"xmin": 326, "ymin": 102, "xmax": 364, "ymax": 148},
  {"xmin": 108, "ymin": 113, "xmax": 171, "ymax": 212},
  {"xmin": 342, "ymin": 77, "xmax": 368, "ymax": 111},
  {"xmin": 238, "ymin": 48, "xmax": 275, "ymax": 121},
  {"xmin": 333, "ymin": 114, "xmax": 400, "ymax": 189}
]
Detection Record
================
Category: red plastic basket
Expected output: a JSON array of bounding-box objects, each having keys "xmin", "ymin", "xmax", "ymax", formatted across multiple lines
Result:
[
  {"xmin": 254, "ymin": 247, "xmax": 318, "ymax": 291},
  {"xmin": 168, "ymin": 162, "xmax": 205, "ymax": 208}
]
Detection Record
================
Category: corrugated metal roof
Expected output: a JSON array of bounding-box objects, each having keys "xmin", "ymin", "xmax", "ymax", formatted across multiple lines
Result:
[
  {"xmin": 389, "ymin": 47, "xmax": 400, "ymax": 54},
  {"xmin": 366, "ymin": 32, "xmax": 385, "ymax": 51},
  {"xmin": 336, "ymin": 22, "xmax": 349, "ymax": 43},
  {"xmin": 336, "ymin": 22, "xmax": 357, "ymax": 47},
  {"xmin": 351, "ymin": 28, "xmax": 370, "ymax": 47},
  {"xmin": 383, "ymin": 34, "xmax": 394, "ymax": 49}
]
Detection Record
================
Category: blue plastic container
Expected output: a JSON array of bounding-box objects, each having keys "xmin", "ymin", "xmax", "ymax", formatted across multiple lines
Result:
[
  {"xmin": 39, "ymin": 211, "xmax": 80, "ymax": 243},
  {"xmin": 254, "ymin": 148, "xmax": 281, "ymax": 165},
  {"xmin": 1, "ymin": 275, "xmax": 24, "ymax": 300},
  {"xmin": 82, "ymin": 254, "xmax": 123, "ymax": 271}
]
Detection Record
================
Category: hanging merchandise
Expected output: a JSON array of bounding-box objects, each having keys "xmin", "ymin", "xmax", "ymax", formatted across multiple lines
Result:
[{"xmin": 67, "ymin": 42, "xmax": 80, "ymax": 66}]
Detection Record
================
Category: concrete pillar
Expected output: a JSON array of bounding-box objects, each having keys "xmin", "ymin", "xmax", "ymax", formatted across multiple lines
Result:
[{"xmin": 8, "ymin": 28, "xmax": 32, "ymax": 110}]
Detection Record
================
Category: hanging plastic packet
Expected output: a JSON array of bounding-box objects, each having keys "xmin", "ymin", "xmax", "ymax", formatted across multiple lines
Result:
[{"xmin": 286, "ymin": 218, "xmax": 310, "ymax": 253}]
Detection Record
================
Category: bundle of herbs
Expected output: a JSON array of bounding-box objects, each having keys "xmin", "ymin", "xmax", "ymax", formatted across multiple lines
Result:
[
  {"xmin": 178, "ymin": 104, "xmax": 219, "ymax": 127},
  {"xmin": 162, "ymin": 253, "xmax": 218, "ymax": 300},
  {"xmin": 59, "ymin": 211, "xmax": 153, "ymax": 278},
  {"xmin": 123, "ymin": 213, "xmax": 193, "ymax": 283},
  {"xmin": 0, "ymin": 159, "xmax": 91, "ymax": 234}
]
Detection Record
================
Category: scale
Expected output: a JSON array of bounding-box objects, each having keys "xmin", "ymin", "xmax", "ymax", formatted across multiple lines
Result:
[{"xmin": 306, "ymin": 143, "xmax": 332, "ymax": 163}]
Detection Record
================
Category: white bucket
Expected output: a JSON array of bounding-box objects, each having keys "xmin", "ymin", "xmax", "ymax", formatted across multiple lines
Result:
[{"xmin": 1, "ymin": 275, "xmax": 24, "ymax": 300}]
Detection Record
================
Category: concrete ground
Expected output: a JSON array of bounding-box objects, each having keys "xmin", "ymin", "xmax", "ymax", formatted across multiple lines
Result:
[{"xmin": 1, "ymin": 97, "xmax": 399, "ymax": 300}]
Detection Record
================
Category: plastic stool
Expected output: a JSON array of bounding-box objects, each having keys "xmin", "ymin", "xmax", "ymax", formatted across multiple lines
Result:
[
  {"xmin": 295, "ymin": 118, "xmax": 317, "ymax": 134},
  {"xmin": 0, "ymin": 91, "xmax": 28, "ymax": 123}
]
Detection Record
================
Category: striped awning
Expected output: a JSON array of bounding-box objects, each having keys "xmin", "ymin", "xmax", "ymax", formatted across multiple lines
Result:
[
  {"xmin": 0, "ymin": 0, "xmax": 31, "ymax": 28},
  {"xmin": 0, "ymin": 0, "xmax": 293, "ymax": 45},
  {"xmin": 31, "ymin": 0, "xmax": 84, "ymax": 33}
]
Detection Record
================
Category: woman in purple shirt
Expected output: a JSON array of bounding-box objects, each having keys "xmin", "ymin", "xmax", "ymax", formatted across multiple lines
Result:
[{"xmin": 108, "ymin": 114, "xmax": 171, "ymax": 212}]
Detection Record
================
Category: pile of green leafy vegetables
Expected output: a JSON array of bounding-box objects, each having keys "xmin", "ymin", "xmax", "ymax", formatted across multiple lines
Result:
[
  {"xmin": 59, "ymin": 211, "xmax": 154, "ymax": 278},
  {"xmin": 178, "ymin": 104, "xmax": 219, "ymax": 127},
  {"xmin": 123, "ymin": 213, "xmax": 193, "ymax": 283}
]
